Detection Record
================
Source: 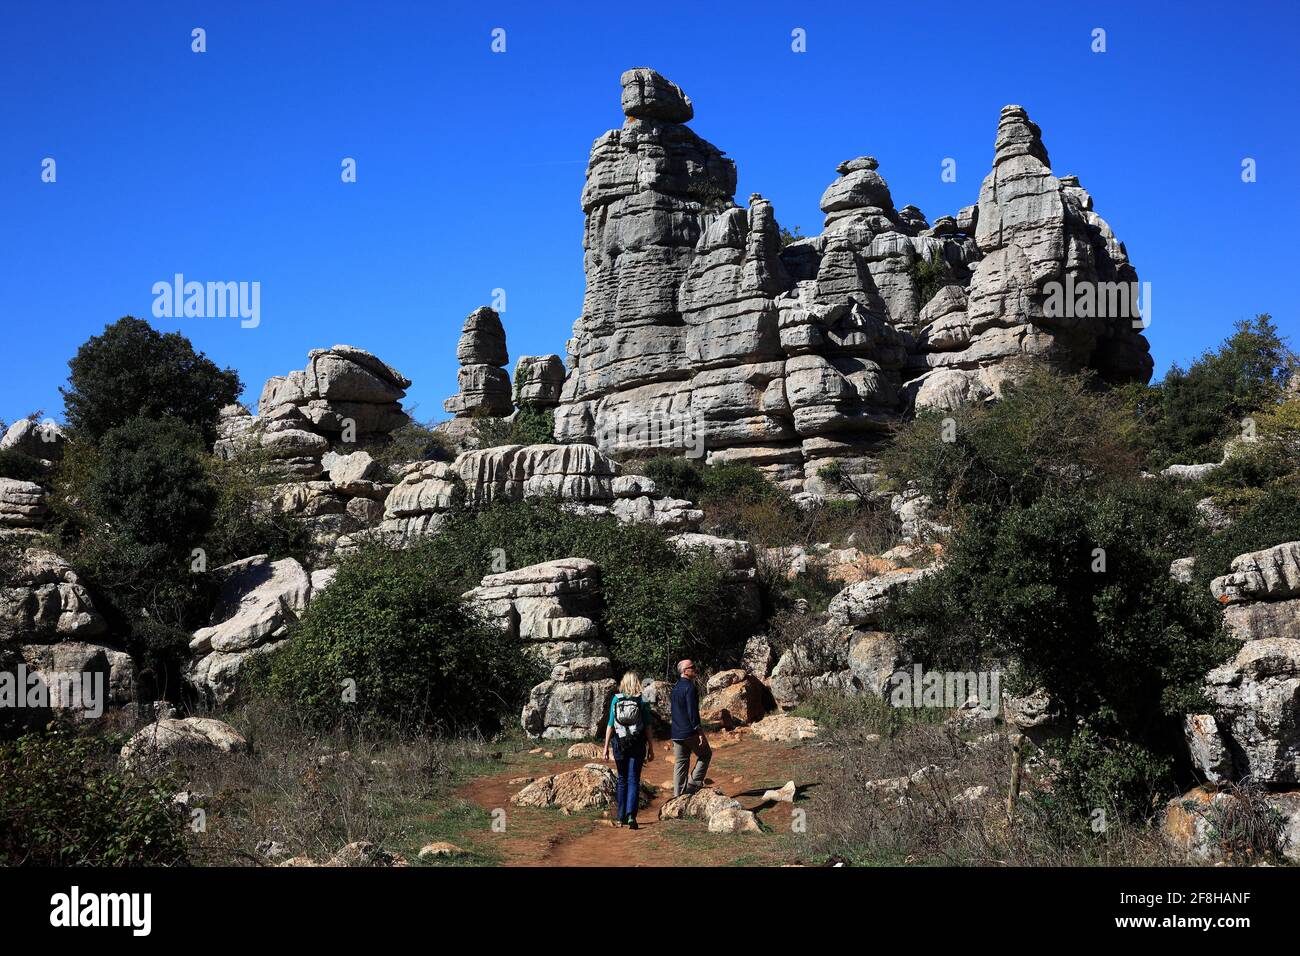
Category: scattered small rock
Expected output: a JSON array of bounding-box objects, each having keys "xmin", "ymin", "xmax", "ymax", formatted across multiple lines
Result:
[{"xmin": 762, "ymin": 780, "xmax": 797, "ymax": 803}]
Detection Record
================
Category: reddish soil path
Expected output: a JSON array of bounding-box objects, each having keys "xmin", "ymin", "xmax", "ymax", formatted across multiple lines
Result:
[{"xmin": 456, "ymin": 731, "xmax": 824, "ymax": 867}]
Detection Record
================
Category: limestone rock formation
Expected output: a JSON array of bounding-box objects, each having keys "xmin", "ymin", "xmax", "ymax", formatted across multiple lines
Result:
[
  {"xmin": 514, "ymin": 355, "xmax": 566, "ymax": 409},
  {"xmin": 260, "ymin": 344, "xmax": 411, "ymax": 439},
  {"xmin": 119, "ymin": 716, "xmax": 249, "ymax": 772},
  {"xmin": 445, "ymin": 307, "xmax": 512, "ymax": 418},
  {"xmin": 551, "ymin": 70, "xmax": 1153, "ymax": 493},
  {"xmin": 212, "ymin": 346, "xmax": 412, "ymax": 557},
  {"xmin": 372, "ymin": 443, "xmax": 702, "ymax": 544},
  {"xmin": 186, "ymin": 554, "xmax": 327, "ymax": 705},
  {"xmin": 1185, "ymin": 541, "xmax": 1300, "ymax": 784},
  {"xmin": 0, "ymin": 478, "xmax": 49, "ymax": 535},
  {"xmin": 1, "ymin": 548, "xmax": 107, "ymax": 643},
  {"xmin": 700, "ymin": 668, "xmax": 771, "ymax": 727},
  {"xmin": 462, "ymin": 558, "xmax": 615, "ymax": 739},
  {"xmin": 0, "ymin": 418, "xmax": 65, "ymax": 462},
  {"xmin": 511, "ymin": 762, "xmax": 651, "ymax": 813}
]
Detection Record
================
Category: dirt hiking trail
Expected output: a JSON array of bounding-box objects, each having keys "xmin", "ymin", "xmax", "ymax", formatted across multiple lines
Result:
[{"xmin": 456, "ymin": 731, "xmax": 825, "ymax": 867}]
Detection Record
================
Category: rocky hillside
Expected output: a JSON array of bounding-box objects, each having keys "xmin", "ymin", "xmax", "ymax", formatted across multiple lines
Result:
[{"xmin": 1, "ymin": 68, "xmax": 1296, "ymax": 869}]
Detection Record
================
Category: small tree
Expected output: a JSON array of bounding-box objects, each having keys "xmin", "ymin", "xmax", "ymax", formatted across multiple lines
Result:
[{"xmin": 62, "ymin": 316, "xmax": 242, "ymax": 445}]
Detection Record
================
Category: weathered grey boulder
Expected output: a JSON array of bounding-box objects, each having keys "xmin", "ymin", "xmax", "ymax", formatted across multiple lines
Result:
[
  {"xmin": 620, "ymin": 67, "xmax": 693, "ymax": 123},
  {"xmin": 18, "ymin": 641, "xmax": 136, "ymax": 709},
  {"xmin": 464, "ymin": 558, "xmax": 616, "ymax": 739},
  {"xmin": 514, "ymin": 355, "xmax": 566, "ymax": 409},
  {"xmin": 258, "ymin": 345, "xmax": 411, "ymax": 440},
  {"xmin": 0, "ymin": 418, "xmax": 65, "ymax": 461},
  {"xmin": 0, "ymin": 478, "xmax": 49, "ymax": 531},
  {"xmin": 120, "ymin": 717, "xmax": 248, "ymax": 771},
  {"xmin": 827, "ymin": 568, "xmax": 933, "ymax": 628},
  {"xmin": 1199, "ymin": 637, "xmax": 1300, "ymax": 784},
  {"xmin": 445, "ymin": 308, "xmax": 513, "ymax": 417},
  {"xmin": 186, "ymin": 555, "xmax": 317, "ymax": 705},
  {"xmin": 0, "ymin": 549, "xmax": 107, "ymax": 641}
]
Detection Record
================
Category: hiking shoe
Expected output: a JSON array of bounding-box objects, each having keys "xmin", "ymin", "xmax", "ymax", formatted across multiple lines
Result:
[{"xmin": 627, "ymin": 818, "xmax": 640, "ymax": 830}]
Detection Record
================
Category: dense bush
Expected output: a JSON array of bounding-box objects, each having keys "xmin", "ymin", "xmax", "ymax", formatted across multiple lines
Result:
[
  {"xmin": 394, "ymin": 499, "xmax": 753, "ymax": 678},
  {"xmin": 256, "ymin": 543, "xmax": 541, "ymax": 733},
  {"xmin": 909, "ymin": 252, "xmax": 956, "ymax": 308},
  {"xmin": 363, "ymin": 418, "xmax": 452, "ymax": 471},
  {"xmin": 61, "ymin": 316, "xmax": 242, "ymax": 445},
  {"xmin": 0, "ymin": 448, "xmax": 47, "ymax": 483},
  {"xmin": 50, "ymin": 417, "xmax": 308, "ymax": 701},
  {"xmin": 1126, "ymin": 315, "xmax": 1293, "ymax": 468},
  {"xmin": 0, "ymin": 729, "xmax": 187, "ymax": 866},
  {"xmin": 1193, "ymin": 484, "xmax": 1300, "ymax": 592},
  {"xmin": 882, "ymin": 368, "xmax": 1144, "ymax": 512},
  {"xmin": 885, "ymin": 479, "xmax": 1231, "ymax": 820},
  {"xmin": 471, "ymin": 408, "xmax": 555, "ymax": 448}
]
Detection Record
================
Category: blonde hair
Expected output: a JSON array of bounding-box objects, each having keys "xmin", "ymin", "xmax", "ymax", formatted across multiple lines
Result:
[{"xmin": 619, "ymin": 671, "xmax": 641, "ymax": 697}]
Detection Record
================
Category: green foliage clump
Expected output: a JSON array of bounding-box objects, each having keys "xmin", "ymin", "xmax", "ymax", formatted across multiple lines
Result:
[
  {"xmin": 909, "ymin": 252, "xmax": 955, "ymax": 309},
  {"xmin": 50, "ymin": 416, "xmax": 308, "ymax": 700},
  {"xmin": 1193, "ymin": 484, "xmax": 1300, "ymax": 591},
  {"xmin": 362, "ymin": 418, "xmax": 453, "ymax": 471},
  {"xmin": 1126, "ymin": 315, "xmax": 1294, "ymax": 468},
  {"xmin": 882, "ymin": 368, "xmax": 1144, "ymax": 512},
  {"xmin": 0, "ymin": 448, "xmax": 47, "ymax": 483},
  {"xmin": 0, "ymin": 729, "xmax": 187, "ymax": 866},
  {"xmin": 779, "ymin": 225, "xmax": 805, "ymax": 248},
  {"xmin": 61, "ymin": 316, "xmax": 242, "ymax": 446},
  {"xmin": 401, "ymin": 499, "xmax": 752, "ymax": 679},
  {"xmin": 471, "ymin": 407, "xmax": 555, "ymax": 448},
  {"xmin": 886, "ymin": 480, "xmax": 1231, "ymax": 819},
  {"xmin": 256, "ymin": 544, "xmax": 541, "ymax": 733}
]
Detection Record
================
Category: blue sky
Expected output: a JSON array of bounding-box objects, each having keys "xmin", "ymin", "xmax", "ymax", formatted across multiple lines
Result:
[{"xmin": 2, "ymin": 0, "xmax": 1297, "ymax": 426}]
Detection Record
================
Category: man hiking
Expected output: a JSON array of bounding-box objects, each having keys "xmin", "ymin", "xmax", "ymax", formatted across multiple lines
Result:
[{"xmin": 670, "ymin": 659, "xmax": 711, "ymax": 797}]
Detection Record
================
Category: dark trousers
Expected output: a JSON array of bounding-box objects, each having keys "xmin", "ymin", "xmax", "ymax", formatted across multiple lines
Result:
[{"xmin": 612, "ymin": 734, "xmax": 646, "ymax": 820}]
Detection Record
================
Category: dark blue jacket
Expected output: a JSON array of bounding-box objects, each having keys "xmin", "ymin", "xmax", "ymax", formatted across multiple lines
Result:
[{"xmin": 670, "ymin": 677, "xmax": 701, "ymax": 741}]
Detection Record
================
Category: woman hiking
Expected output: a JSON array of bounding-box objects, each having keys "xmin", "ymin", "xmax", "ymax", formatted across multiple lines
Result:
[{"xmin": 602, "ymin": 671, "xmax": 654, "ymax": 829}]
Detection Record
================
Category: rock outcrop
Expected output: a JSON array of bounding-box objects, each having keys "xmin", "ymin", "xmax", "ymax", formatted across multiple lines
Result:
[
  {"xmin": 214, "ymin": 346, "xmax": 412, "ymax": 557},
  {"xmin": 259, "ymin": 345, "xmax": 411, "ymax": 441},
  {"xmin": 444, "ymin": 307, "xmax": 513, "ymax": 418},
  {"xmin": 186, "ymin": 554, "xmax": 329, "ymax": 705},
  {"xmin": 514, "ymin": 354, "xmax": 566, "ymax": 410},
  {"xmin": 463, "ymin": 558, "xmax": 615, "ymax": 739},
  {"xmin": 1184, "ymin": 542, "xmax": 1300, "ymax": 785},
  {"xmin": 372, "ymin": 443, "xmax": 702, "ymax": 544},
  {"xmin": 0, "ymin": 478, "xmax": 49, "ymax": 536},
  {"xmin": 551, "ymin": 70, "xmax": 1152, "ymax": 493},
  {"xmin": 119, "ymin": 716, "xmax": 248, "ymax": 772},
  {"xmin": 0, "ymin": 418, "xmax": 65, "ymax": 463}
]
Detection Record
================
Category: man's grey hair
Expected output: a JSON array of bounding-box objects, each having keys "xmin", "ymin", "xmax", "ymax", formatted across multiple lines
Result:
[{"xmin": 677, "ymin": 659, "xmax": 691, "ymax": 676}]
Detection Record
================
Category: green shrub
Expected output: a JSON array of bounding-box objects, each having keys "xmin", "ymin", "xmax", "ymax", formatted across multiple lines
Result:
[
  {"xmin": 51, "ymin": 418, "xmax": 307, "ymax": 701},
  {"xmin": 0, "ymin": 729, "xmax": 187, "ymax": 866},
  {"xmin": 1040, "ymin": 727, "xmax": 1173, "ymax": 827},
  {"xmin": 0, "ymin": 448, "xmax": 47, "ymax": 483},
  {"xmin": 402, "ymin": 499, "xmax": 753, "ymax": 678},
  {"xmin": 257, "ymin": 543, "xmax": 541, "ymax": 734},
  {"xmin": 909, "ymin": 251, "xmax": 955, "ymax": 308},
  {"xmin": 882, "ymin": 368, "xmax": 1144, "ymax": 511},
  {"xmin": 1129, "ymin": 314, "xmax": 1293, "ymax": 468},
  {"xmin": 471, "ymin": 407, "xmax": 555, "ymax": 448},
  {"xmin": 363, "ymin": 418, "xmax": 452, "ymax": 471},
  {"xmin": 1193, "ymin": 484, "xmax": 1300, "ymax": 592},
  {"xmin": 81, "ymin": 416, "xmax": 215, "ymax": 551},
  {"xmin": 885, "ymin": 480, "xmax": 1231, "ymax": 819},
  {"xmin": 61, "ymin": 316, "xmax": 242, "ymax": 446},
  {"xmin": 638, "ymin": 455, "xmax": 705, "ymax": 501}
]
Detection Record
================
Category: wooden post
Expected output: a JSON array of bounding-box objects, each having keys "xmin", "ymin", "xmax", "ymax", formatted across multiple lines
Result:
[{"xmin": 1006, "ymin": 733, "xmax": 1025, "ymax": 824}]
